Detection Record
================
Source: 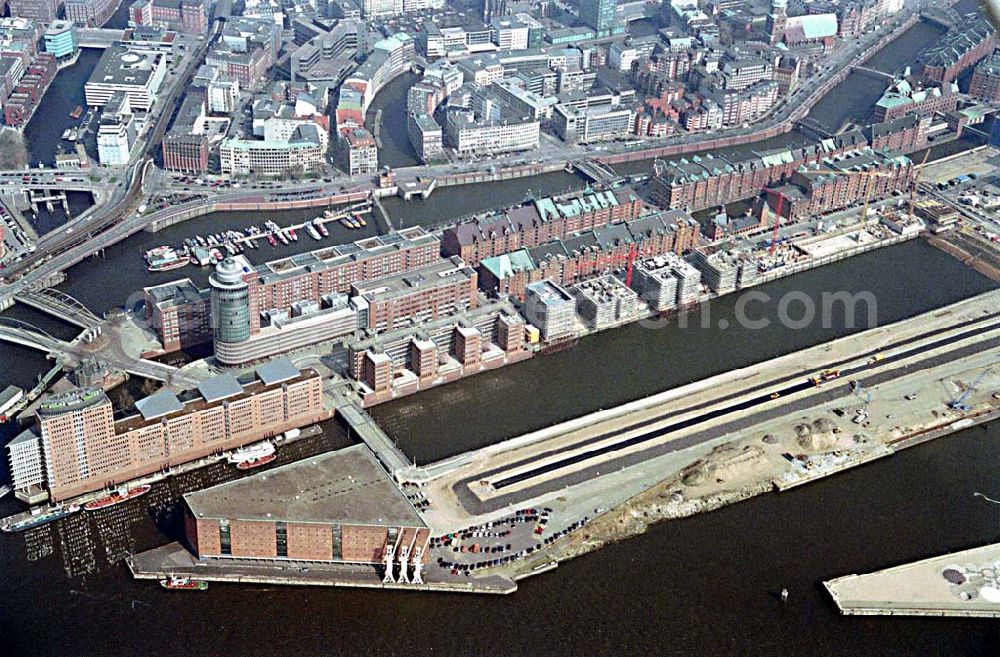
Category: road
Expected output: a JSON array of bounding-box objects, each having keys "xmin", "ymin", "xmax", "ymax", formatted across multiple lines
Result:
[
  {"xmin": 455, "ymin": 317, "xmax": 1000, "ymax": 516},
  {"xmin": 0, "ymin": 18, "xmax": 223, "ymax": 293},
  {"xmin": 0, "ymin": 0, "xmax": 927, "ymax": 300}
]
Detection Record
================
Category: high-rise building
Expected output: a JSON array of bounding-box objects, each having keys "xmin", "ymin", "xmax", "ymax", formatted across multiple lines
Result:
[
  {"xmin": 43, "ymin": 20, "xmax": 78, "ymax": 60},
  {"xmin": 96, "ymin": 92, "xmax": 137, "ymax": 165},
  {"xmin": 579, "ymin": 0, "xmax": 617, "ymax": 36},
  {"xmin": 210, "ymin": 257, "xmax": 253, "ymax": 346}
]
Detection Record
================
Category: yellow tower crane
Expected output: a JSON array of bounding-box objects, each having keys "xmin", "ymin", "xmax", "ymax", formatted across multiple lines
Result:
[{"xmin": 801, "ymin": 167, "xmax": 902, "ymax": 228}]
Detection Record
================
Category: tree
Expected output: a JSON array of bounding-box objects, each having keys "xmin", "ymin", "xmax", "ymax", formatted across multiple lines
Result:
[{"xmin": 0, "ymin": 129, "xmax": 28, "ymax": 169}]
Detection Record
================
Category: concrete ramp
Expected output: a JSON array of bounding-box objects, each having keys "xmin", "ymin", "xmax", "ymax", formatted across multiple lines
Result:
[{"xmin": 825, "ymin": 543, "xmax": 1000, "ymax": 618}]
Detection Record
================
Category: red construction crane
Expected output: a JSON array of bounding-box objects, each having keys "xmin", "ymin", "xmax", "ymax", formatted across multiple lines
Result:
[
  {"xmin": 768, "ymin": 190, "xmax": 786, "ymax": 255},
  {"xmin": 625, "ymin": 242, "xmax": 638, "ymax": 287}
]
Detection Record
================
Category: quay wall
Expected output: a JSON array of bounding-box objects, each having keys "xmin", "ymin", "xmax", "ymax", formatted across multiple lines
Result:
[
  {"xmin": 361, "ymin": 230, "xmax": 920, "ymax": 417},
  {"xmin": 144, "ymin": 190, "xmax": 371, "ymax": 231}
]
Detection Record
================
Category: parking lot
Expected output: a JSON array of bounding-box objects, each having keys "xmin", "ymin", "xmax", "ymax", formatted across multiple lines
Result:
[
  {"xmin": 427, "ymin": 507, "xmax": 595, "ymax": 579},
  {"xmin": 0, "ymin": 201, "xmax": 36, "ymax": 268}
]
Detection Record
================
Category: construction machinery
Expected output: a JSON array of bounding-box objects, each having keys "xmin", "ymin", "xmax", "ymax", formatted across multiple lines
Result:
[
  {"xmin": 625, "ymin": 242, "xmax": 638, "ymax": 287},
  {"xmin": 947, "ymin": 366, "xmax": 995, "ymax": 412},
  {"xmin": 908, "ymin": 150, "xmax": 931, "ymax": 219},
  {"xmin": 810, "ymin": 368, "xmax": 842, "ymax": 386},
  {"xmin": 851, "ymin": 380, "xmax": 873, "ymax": 404},
  {"xmin": 766, "ymin": 189, "xmax": 788, "ymax": 255}
]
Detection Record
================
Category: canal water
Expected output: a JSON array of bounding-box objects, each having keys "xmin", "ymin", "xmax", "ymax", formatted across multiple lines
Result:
[
  {"xmin": 381, "ymin": 169, "xmax": 590, "ymax": 229},
  {"xmin": 372, "ymin": 239, "xmax": 997, "ymax": 463},
  {"xmin": 46, "ymin": 205, "xmax": 382, "ymax": 315},
  {"xmin": 0, "ymin": 405, "xmax": 997, "ymax": 656},
  {"xmin": 366, "ymin": 72, "xmax": 421, "ymax": 169},
  {"xmin": 865, "ymin": 20, "xmax": 949, "ymax": 75},
  {"xmin": 24, "ymin": 48, "xmax": 103, "ymax": 167}
]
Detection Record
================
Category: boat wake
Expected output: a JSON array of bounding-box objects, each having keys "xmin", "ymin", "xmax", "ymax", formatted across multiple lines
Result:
[{"xmin": 973, "ymin": 492, "xmax": 1000, "ymax": 505}]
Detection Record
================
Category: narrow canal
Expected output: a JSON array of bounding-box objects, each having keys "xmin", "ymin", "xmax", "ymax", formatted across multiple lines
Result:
[
  {"xmin": 371, "ymin": 239, "xmax": 997, "ymax": 463},
  {"xmin": 24, "ymin": 48, "xmax": 102, "ymax": 168}
]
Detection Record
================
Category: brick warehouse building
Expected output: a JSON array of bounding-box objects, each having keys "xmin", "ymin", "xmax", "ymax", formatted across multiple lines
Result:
[
  {"xmin": 917, "ymin": 10, "xmax": 995, "ymax": 83},
  {"xmin": 143, "ymin": 227, "xmax": 441, "ymax": 352},
  {"xmin": 763, "ymin": 148, "xmax": 914, "ymax": 222},
  {"xmin": 478, "ymin": 209, "xmax": 701, "ymax": 299},
  {"xmin": 649, "ymin": 113, "xmax": 927, "ymax": 212},
  {"xmin": 441, "ymin": 188, "xmax": 645, "ymax": 266},
  {"xmin": 969, "ymin": 51, "xmax": 1000, "ymax": 102},
  {"xmin": 8, "ymin": 360, "xmax": 330, "ymax": 501},
  {"xmin": 184, "ymin": 445, "xmax": 430, "ymax": 573}
]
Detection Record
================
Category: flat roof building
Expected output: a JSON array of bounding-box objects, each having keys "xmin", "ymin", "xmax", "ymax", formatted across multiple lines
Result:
[
  {"xmin": 10, "ymin": 362, "xmax": 329, "ymax": 502},
  {"xmin": 85, "ymin": 44, "xmax": 168, "ymax": 111},
  {"xmin": 352, "ymin": 256, "xmax": 478, "ymax": 333},
  {"xmin": 524, "ymin": 280, "xmax": 576, "ymax": 340},
  {"xmin": 184, "ymin": 444, "xmax": 429, "ymax": 577}
]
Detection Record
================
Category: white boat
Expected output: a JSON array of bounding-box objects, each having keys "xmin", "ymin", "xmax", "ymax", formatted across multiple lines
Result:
[
  {"xmin": 228, "ymin": 441, "xmax": 275, "ymax": 465},
  {"xmin": 305, "ymin": 223, "xmax": 322, "ymax": 240}
]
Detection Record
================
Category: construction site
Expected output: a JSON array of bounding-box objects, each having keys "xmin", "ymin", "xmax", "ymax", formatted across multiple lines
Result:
[{"xmin": 385, "ymin": 288, "xmax": 1000, "ymax": 592}]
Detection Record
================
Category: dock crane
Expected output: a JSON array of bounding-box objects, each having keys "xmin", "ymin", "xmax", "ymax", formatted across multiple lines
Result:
[{"xmin": 947, "ymin": 366, "xmax": 996, "ymax": 412}]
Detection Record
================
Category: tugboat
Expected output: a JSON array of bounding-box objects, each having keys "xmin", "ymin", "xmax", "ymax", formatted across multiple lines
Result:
[
  {"xmin": 83, "ymin": 484, "xmax": 151, "ymax": 511},
  {"xmin": 159, "ymin": 576, "xmax": 208, "ymax": 591},
  {"xmin": 1, "ymin": 504, "xmax": 81, "ymax": 533},
  {"xmin": 236, "ymin": 453, "xmax": 277, "ymax": 470}
]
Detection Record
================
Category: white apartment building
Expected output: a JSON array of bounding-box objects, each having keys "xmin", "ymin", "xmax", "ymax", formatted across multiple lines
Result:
[
  {"xmin": 85, "ymin": 45, "xmax": 167, "ymax": 111},
  {"xmin": 220, "ymin": 124, "xmax": 327, "ymax": 176},
  {"xmin": 446, "ymin": 110, "xmax": 540, "ymax": 155},
  {"xmin": 96, "ymin": 93, "xmax": 137, "ymax": 165},
  {"xmin": 553, "ymin": 103, "xmax": 635, "ymax": 143},
  {"xmin": 208, "ymin": 75, "xmax": 240, "ymax": 114}
]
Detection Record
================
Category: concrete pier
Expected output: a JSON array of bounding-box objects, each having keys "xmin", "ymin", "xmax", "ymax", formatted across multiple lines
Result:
[
  {"xmin": 127, "ymin": 543, "xmax": 516, "ymax": 594},
  {"xmin": 825, "ymin": 543, "xmax": 1000, "ymax": 618}
]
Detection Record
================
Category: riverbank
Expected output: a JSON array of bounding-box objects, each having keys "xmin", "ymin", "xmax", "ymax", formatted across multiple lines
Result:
[{"xmin": 494, "ymin": 351, "xmax": 1000, "ymax": 589}]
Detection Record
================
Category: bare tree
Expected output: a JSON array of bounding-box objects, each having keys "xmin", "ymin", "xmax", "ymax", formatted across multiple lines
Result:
[{"xmin": 0, "ymin": 129, "xmax": 28, "ymax": 169}]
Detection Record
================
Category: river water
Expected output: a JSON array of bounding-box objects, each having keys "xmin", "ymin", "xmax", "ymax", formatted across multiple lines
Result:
[
  {"xmin": 2, "ymin": 9, "xmax": 999, "ymax": 654},
  {"xmin": 372, "ymin": 239, "xmax": 997, "ymax": 463}
]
